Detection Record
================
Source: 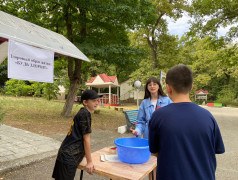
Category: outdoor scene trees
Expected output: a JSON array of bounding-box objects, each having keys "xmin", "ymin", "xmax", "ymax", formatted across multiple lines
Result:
[
  {"xmin": 0, "ymin": 0, "xmax": 237, "ymax": 116},
  {"xmin": 189, "ymin": 0, "xmax": 238, "ymax": 40}
]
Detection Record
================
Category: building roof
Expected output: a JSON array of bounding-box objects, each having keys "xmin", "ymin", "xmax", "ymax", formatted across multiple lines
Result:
[
  {"xmin": 195, "ymin": 89, "xmax": 208, "ymax": 94},
  {"xmin": 0, "ymin": 10, "xmax": 90, "ymax": 62},
  {"xmin": 87, "ymin": 77, "xmax": 96, "ymax": 83},
  {"xmin": 87, "ymin": 73, "xmax": 117, "ymax": 83},
  {"xmin": 86, "ymin": 73, "xmax": 119, "ymax": 88},
  {"xmin": 100, "ymin": 73, "xmax": 117, "ymax": 83}
]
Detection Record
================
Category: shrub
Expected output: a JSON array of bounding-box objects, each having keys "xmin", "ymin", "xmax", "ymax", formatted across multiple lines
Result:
[
  {"xmin": 216, "ymin": 86, "xmax": 237, "ymax": 106},
  {"xmin": 42, "ymin": 82, "xmax": 60, "ymax": 100},
  {"xmin": 31, "ymin": 81, "xmax": 44, "ymax": 97},
  {"xmin": 2, "ymin": 79, "xmax": 60, "ymax": 100},
  {"xmin": 3, "ymin": 79, "xmax": 32, "ymax": 96}
]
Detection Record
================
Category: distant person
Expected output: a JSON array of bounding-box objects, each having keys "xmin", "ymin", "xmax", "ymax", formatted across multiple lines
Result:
[
  {"xmin": 149, "ymin": 65, "xmax": 225, "ymax": 180},
  {"xmin": 131, "ymin": 77, "xmax": 172, "ymax": 139},
  {"xmin": 52, "ymin": 90, "xmax": 102, "ymax": 180}
]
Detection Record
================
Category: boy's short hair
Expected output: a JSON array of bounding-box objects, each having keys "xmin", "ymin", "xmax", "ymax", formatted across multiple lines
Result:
[{"xmin": 166, "ymin": 64, "xmax": 193, "ymax": 94}]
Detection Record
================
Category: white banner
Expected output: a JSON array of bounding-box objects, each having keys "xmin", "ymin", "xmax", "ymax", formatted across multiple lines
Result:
[{"xmin": 8, "ymin": 40, "xmax": 54, "ymax": 83}]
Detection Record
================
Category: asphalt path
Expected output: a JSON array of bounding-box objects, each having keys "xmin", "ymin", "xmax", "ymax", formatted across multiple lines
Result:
[
  {"xmin": 0, "ymin": 130, "xmax": 133, "ymax": 180},
  {"xmin": 209, "ymin": 107, "xmax": 238, "ymax": 180},
  {"xmin": 0, "ymin": 106, "xmax": 237, "ymax": 180}
]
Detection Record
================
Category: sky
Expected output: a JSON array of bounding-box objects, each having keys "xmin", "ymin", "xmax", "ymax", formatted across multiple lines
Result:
[{"xmin": 167, "ymin": 13, "xmax": 191, "ymax": 38}]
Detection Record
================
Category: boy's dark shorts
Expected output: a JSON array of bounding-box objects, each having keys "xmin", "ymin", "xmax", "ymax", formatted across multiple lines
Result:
[{"xmin": 52, "ymin": 160, "xmax": 77, "ymax": 180}]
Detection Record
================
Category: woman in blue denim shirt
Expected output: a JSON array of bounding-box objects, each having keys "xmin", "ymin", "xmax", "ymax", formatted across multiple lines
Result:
[{"xmin": 131, "ymin": 77, "xmax": 172, "ymax": 139}]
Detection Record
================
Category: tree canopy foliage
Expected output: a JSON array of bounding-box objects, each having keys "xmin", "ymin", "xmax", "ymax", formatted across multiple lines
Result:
[
  {"xmin": 0, "ymin": 0, "xmax": 148, "ymax": 116},
  {"xmin": 0, "ymin": 0, "xmax": 237, "ymax": 108},
  {"xmin": 189, "ymin": 0, "xmax": 238, "ymax": 40}
]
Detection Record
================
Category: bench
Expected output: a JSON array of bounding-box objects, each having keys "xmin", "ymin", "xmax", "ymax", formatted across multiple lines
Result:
[{"xmin": 123, "ymin": 110, "xmax": 138, "ymax": 132}]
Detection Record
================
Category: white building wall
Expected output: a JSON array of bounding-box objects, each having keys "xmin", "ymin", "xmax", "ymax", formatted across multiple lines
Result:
[
  {"xmin": 57, "ymin": 85, "xmax": 66, "ymax": 100},
  {"xmin": 134, "ymin": 90, "xmax": 145, "ymax": 100},
  {"xmin": 120, "ymin": 80, "xmax": 133, "ymax": 100},
  {"xmin": 120, "ymin": 80, "xmax": 144, "ymax": 100}
]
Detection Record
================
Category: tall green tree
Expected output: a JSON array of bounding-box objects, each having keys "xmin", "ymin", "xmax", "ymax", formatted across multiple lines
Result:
[
  {"xmin": 189, "ymin": 0, "xmax": 238, "ymax": 40},
  {"xmin": 130, "ymin": 33, "xmax": 182, "ymax": 82},
  {"xmin": 0, "ymin": 0, "xmax": 145, "ymax": 116},
  {"xmin": 137, "ymin": 0, "xmax": 188, "ymax": 69},
  {"xmin": 58, "ymin": 0, "xmax": 145, "ymax": 116},
  {"xmin": 179, "ymin": 36, "xmax": 238, "ymax": 101}
]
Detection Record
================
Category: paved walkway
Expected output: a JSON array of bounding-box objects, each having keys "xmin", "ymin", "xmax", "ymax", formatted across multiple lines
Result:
[
  {"xmin": 0, "ymin": 124, "xmax": 61, "ymax": 175},
  {"xmin": 0, "ymin": 106, "xmax": 237, "ymax": 179}
]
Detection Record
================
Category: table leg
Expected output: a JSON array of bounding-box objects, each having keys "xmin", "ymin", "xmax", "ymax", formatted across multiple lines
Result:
[
  {"xmin": 80, "ymin": 170, "xmax": 83, "ymax": 180},
  {"xmin": 149, "ymin": 167, "xmax": 156, "ymax": 180}
]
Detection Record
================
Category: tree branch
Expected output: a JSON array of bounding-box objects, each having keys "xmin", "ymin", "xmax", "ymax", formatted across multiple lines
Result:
[{"xmin": 147, "ymin": 37, "xmax": 153, "ymax": 49}]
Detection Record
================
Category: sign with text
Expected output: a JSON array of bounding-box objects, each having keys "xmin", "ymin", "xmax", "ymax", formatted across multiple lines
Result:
[{"xmin": 8, "ymin": 40, "xmax": 54, "ymax": 83}]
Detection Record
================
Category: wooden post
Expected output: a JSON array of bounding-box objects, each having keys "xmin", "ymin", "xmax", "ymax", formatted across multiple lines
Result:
[
  {"xmin": 117, "ymin": 86, "xmax": 119, "ymax": 104},
  {"xmin": 109, "ymin": 85, "xmax": 111, "ymax": 104}
]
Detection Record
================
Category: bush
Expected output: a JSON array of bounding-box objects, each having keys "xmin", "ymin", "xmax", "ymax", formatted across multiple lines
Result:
[
  {"xmin": 3, "ymin": 79, "xmax": 33, "ymax": 96},
  {"xmin": 42, "ymin": 82, "xmax": 60, "ymax": 100},
  {"xmin": 2, "ymin": 79, "xmax": 60, "ymax": 100},
  {"xmin": 31, "ymin": 81, "xmax": 60, "ymax": 100},
  {"xmin": 31, "ymin": 82, "xmax": 44, "ymax": 97},
  {"xmin": 216, "ymin": 86, "xmax": 238, "ymax": 106}
]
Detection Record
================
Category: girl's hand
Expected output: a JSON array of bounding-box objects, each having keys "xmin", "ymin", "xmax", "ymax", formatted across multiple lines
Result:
[
  {"xmin": 130, "ymin": 129, "xmax": 139, "ymax": 137},
  {"xmin": 86, "ymin": 162, "xmax": 94, "ymax": 175}
]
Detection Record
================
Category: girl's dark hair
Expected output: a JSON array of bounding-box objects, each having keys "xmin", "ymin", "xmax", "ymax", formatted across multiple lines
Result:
[{"xmin": 144, "ymin": 77, "xmax": 167, "ymax": 99}]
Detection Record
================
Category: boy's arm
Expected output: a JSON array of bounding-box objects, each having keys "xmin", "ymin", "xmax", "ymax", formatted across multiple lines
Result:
[{"xmin": 83, "ymin": 133, "xmax": 94, "ymax": 174}]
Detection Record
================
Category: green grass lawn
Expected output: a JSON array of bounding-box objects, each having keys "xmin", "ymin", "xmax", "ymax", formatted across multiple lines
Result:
[{"xmin": 0, "ymin": 96, "xmax": 130, "ymax": 136}]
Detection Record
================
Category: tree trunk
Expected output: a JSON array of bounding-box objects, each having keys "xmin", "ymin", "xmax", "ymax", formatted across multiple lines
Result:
[
  {"xmin": 62, "ymin": 57, "xmax": 82, "ymax": 117},
  {"xmin": 147, "ymin": 36, "xmax": 158, "ymax": 69},
  {"xmin": 152, "ymin": 39, "xmax": 157, "ymax": 69},
  {"xmin": 61, "ymin": 4, "xmax": 86, "ymax": 117},
  {"xmin": 61, "ymin": 79, "xmax": 80, "ymax": 117},
  {"xmin": 225, "ymin": 73, "xmax": 230, "ymax": 85},
  {"xmin": 146, "ymin": 12, "xmax": 165, "ymax": 70},
  {"xmin": 115, "ymin": 67, "xmax": 120, "ymax": 82}
]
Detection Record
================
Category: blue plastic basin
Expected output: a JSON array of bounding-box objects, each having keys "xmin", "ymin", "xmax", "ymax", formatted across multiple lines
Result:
[{"xmin": 114, "ymin": 137, "xmax": 151, "ymax": 164}]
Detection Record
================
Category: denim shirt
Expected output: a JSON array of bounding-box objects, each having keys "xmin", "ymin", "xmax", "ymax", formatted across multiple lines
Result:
[{"xmin": 135, "ymin": 96, "xmax": 172, "ymax": 139}]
